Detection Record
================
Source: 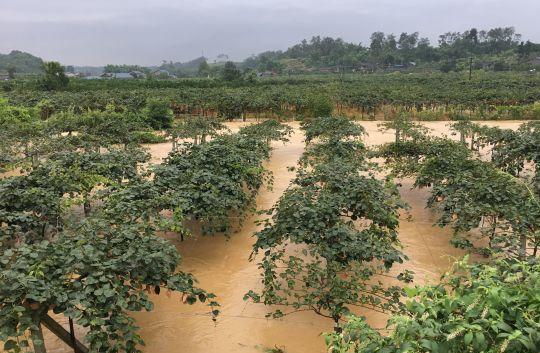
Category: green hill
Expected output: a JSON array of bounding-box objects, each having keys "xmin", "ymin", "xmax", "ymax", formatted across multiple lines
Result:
[{"xmin": 0, "ymin": 50, "xmax": 44, "ymax": 75}]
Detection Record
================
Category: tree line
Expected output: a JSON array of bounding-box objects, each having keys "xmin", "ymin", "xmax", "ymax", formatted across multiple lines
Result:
[{"xmin": 244, "ymin": 27, "xmax": 540, "ymax": 73}]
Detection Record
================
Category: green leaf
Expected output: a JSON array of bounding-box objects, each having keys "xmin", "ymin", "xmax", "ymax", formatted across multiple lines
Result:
[
  {"xmin": 464, "ymin": 332, "xmax": 473, "ymax": 345},
  {"xmin": 3, "ymin": 340, "xmax": 17, "ymax": 350}
]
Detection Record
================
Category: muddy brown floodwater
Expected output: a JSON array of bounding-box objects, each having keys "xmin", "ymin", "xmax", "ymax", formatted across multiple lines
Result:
[{"xmin": 30, "ymin": 121, "xmax": 526, "ymax": 353}]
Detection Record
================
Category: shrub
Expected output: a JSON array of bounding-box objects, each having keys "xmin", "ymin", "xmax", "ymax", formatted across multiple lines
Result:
[
  {"xmin": 305, "ymin": 94, "xmax": 333, "ymax": 118},
  {"xmin": 133, "ymin": 130, "xmax": 167, "ymax": 144},
  {"xmin": 325, "ymin": 258, "xmax": 540, "ymax": 353},
  {"xmin": 144, "ymin": 98, "xmax": 173, "ymax": 129}
]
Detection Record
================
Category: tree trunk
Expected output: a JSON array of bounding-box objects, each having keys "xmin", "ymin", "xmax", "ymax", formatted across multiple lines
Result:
[
  {"xmin": 32, "ymin": 155, "xmax": 39, "ymax": 168},
  {"xmin": 30, "ymin": 312, "xmax": 47, "ymax": 353},
  {"xmin": 488, "ymin": 216, "xmax": 497, "ymax": 249},
  {"xmin": 83, "ymin": 201, "xmax": 91, "ymax": 217},
  {"xmin": 333, "ymin": 317, "xmax": 342, "ymax": 333},
  {"xmin": 41, "ymin": 314, "xmax": 88, "ymax": 353},
  {"xmin": 519, "ymin": 234, "xmax": 527, "ymax": 259}
]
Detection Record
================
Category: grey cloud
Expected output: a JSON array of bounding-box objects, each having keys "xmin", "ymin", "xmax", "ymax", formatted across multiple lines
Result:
[{"xmin": 1, "ymin": 0, "xmax": 539, "ymax": 65}]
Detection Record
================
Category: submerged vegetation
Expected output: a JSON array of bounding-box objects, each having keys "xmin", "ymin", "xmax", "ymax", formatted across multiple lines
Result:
[
  {"xmin": 0, "ymin": 95, "xmax": 294, "ymax": 352},
  {"xmin": 245, "ymin": 117, "xmax": 410, "ymax": 330},
  {"xmin": 0, "ymin": 54, "xmax": 539, "ymax": 352},
  {"xmin": 323, "ymin": 116, "xmax": 540, "ymax": 352}
]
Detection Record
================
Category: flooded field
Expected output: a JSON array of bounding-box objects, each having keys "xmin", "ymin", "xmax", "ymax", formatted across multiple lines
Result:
[{"xmin": 36, "ymin": 120, "xmax": 526, "ymax": 353}]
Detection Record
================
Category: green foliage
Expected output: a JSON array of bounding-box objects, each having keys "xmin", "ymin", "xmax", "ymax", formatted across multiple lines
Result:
[
  {"xmin": 377, "ymin": 136, "xmax": 470, "ymax": 178},
  {"xmin": 378, "ymin": 111, "xmax": 431, "ymax": 143},
  {"xmin": 0, "ymin": 104, "xmax": 152, "ymax": 172},
  {"xmin": 40, "ymin": 62, "xmax": 69, "ymax": 91},
  {"xmin": 420, "ymin": 157, "xmax": 540, "ymax": 257},
  {"xmin": 5, "ymin": 72, "xmax": 540, "ymax": 121},
  {"xmin": 0, "ymin": 95, "xmax": 220, "ymax": 352},
  {"xmin": 0, "ymin": 218, "xmax": 218, "ymax": 353},
  {"xmin": 132, "ymin": 130, "xmax": 167, "ymax": 144},
  {"xmin": 325, "ymin": 258, "xmax": 540, "ymax": 353},
  {"xmin": 449, "ymin": 119, "xmax": 482, "ymax": 147},
  {"xmin": 158, "ymin": 56, "xmax": 211, "ymax": 77},
  {"xmin": 440, "ymin": 59, "xmax": 458, "ymax": 73},
  {"xmin": 238, "ymin": 119, "xmax": 293, "ymax": 144},
  {"xmin": 168, "ymin": 117, "xmax": 228, "ymax": 147},
  {"xmin": 304, "ymin": 94, "xmax": 334, "ymax": 118},
  {"xmin": 476, "ymin": 122, "xmax": 540, "ymax": 195},
  {"xmin": 377, "ymin": 131, "xmax": 540, "ymax": 259},
  {"xmin": 144, "ymin": 98, "xmax": 173, "ymax": 129},
  {"xmin": 246, "ymin": 117, "xmax": 410, "ymax": 328},
  {"xmin": 0, "ymin": 50, "xmax": 44, "ymax": 74},
  {"xmin": 243, "ymin": 27, "xmax": 531, "ymax": 72},
  {"xmin": 0, "ymin": 173, "xmax": 65, "ymax": 245},
  {"xmin": 0, "ymin": 147, "xmax": 150, "ymax": 245},
  {"xmin": 302, "ymin": 116, "xmax": 364, "ymax": 143},
  {"xmin": 198, "ymin": 59, "xmax": 211, "ymax": 77},
  {"xmin": 155, "ymin": 126, "xmax": 278, "ymax": 235},
  {"xmin": 222, "ymin": 61, "xmax": 241, "ymax": 81},
  {"xmin": 0, "ymin": 98, "xmax": 49, "ymax": 168}
]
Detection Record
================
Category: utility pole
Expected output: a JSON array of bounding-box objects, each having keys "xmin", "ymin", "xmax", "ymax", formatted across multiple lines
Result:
[{"xmin": 469, "ymin": 57, "xmax": 473, "ymax": 80}]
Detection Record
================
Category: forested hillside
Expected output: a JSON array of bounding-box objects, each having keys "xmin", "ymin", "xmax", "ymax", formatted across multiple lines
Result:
[
  {"xmin": 243, "ymin": 27, "xmax": 540, "ymax": 73},
  {"xmin": 0, "ymin": 50, "xmax": 43, "ymax": 75}
]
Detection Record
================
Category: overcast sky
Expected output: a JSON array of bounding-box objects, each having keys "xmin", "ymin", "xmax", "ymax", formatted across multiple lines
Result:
[{"xmin": 1, "ymin": 0, "xmax": 539, "ymax": 66}]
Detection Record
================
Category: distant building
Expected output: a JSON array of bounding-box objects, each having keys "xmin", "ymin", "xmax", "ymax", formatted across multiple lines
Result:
[
  {"xmin": 85, "ymin": 75, "xmax": 103, "ymax": 80},
  {"xmin": 112, "ymin": 72, "xmax": 135, "ymax": 79},
  {"xmin": 65, "ymin": 72, "xmax": 84, "ymax": 78},
  {"xmin": 318, "ymin": 67, "xmax": 337, "ymax": 73},
  {"xmin": 150, "ymin": 69, "xmax": 171, "ymax": 78},
  {"xmin": 257, "ymin": 71, "xmax": 277, "ymax": 77},
  {"xmin": 98, "ymin": 72, "xmax": 143, "ymax": 79},
  {"xmin": 532, "ymin": 57, "xmax": 540, "ymax": 66},
  {"xmin": 0, "ymin": 71, "xmax": 10, "ymax": 81},
  {"xmin": 130, "ymin": 70, "xmax": 146, "ymax": 78},
  {"xmin": 353, "ymin": 62, "xmax": 376, "ymax": 73}
]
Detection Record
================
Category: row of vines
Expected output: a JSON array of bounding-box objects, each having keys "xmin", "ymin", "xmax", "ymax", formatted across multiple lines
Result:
[
  {"xmin": 4, "ymin": 72, "xmax": 540, "ymax": 121},
  {"xmin": 0, "ymin": 96, "xmax": 292, "ymax": 352},
  {"xmin": 326, "ymin": 117, "xmax": 540, "ymax": 352},
  {"xmin": 1, "ymin": 99, "xmax": 539, "ymax": 352},
  {"xmin": 245, "ymin": 117, "xmax": 412, "ymax": 330}
]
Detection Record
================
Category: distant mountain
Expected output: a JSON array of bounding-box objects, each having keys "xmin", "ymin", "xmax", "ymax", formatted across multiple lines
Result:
[{"xmin": 0, "ymin": 50, "xmax": 44, "ymax": 74}]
